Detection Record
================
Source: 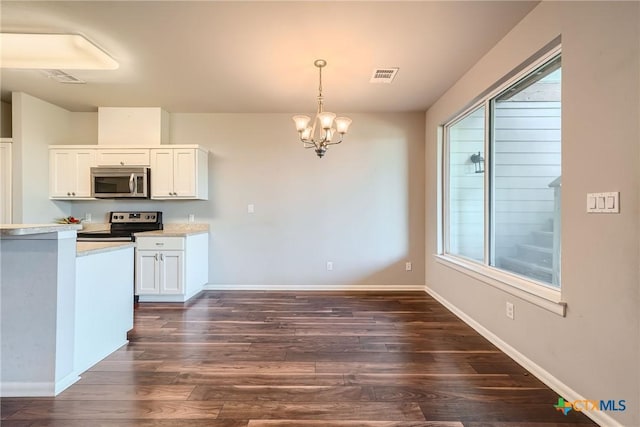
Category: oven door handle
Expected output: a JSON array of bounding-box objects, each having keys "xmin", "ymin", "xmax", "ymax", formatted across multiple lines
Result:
[{"xmin": 129, "ymin": 173, "xmax": 135, "ymax": 194}]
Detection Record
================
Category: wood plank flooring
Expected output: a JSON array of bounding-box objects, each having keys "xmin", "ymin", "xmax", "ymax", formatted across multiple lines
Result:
[{"xmin": 1, "ymin": 291, "xmax": 597, "ymax": 426}]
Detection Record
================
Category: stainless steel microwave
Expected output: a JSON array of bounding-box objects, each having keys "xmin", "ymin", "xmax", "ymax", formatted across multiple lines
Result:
[{"xmin": 90, "ymin": 166, "xmax": 150, "ymax": 199}]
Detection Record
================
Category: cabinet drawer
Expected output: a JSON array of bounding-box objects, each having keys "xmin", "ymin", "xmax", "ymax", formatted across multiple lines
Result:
[
  {"xmin": 96, "ymin": 149, "xmax": 150, "ymax": 166},
  {"xmin": 136, "ymin": 237, "xmax": 185, "ymax": 251}
]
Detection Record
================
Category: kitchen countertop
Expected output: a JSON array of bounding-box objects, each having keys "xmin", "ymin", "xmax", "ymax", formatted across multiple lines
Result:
[
  {"xmin": 134, "ymin": 223, "xmax": 209, "ymax": 238},
  {"xmin": 0, "ymin": 223, "xmax": 82, "ymax": 236},
  {"xmin": 76, "ymin": 241, "xmax": 135, "ymax": 257}
]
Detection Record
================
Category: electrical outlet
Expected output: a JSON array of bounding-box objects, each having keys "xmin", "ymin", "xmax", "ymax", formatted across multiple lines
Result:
[
  {"xmin": 506, "ymin": 302, "xmax": 515, "ymax": 320},
  {"xmin": 188, "ymin": 214, "xmax": 195, "ymax": 223},
  {"xmin": 326, "ymin": 261, "xmax": 333, "ymax": 271},
  {"xmin": 85, "ymin": 213, "xmax": 92, "ymax": 223},
  {"xmin": 405, "ymin": 262, "xmax": 412, "ymax": 271}
]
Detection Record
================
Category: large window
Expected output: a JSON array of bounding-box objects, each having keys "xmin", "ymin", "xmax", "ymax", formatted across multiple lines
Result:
[{"xmin": 444, "ymin": 52, "xmax": 561, "ymax": 290}]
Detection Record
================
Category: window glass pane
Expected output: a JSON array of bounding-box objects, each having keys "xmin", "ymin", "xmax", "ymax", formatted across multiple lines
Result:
[
  {"xmin": 491, "ymin": 57, "xmax": 561, "ymax": 286},
  {"xmin": 447, "ymin": 106, "xmax": 485, "ymax": 262}
]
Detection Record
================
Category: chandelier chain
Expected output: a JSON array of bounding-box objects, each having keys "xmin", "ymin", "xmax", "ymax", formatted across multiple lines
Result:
[{"xmin": 317, "ymin": 62, "xmax": 323, "ymax": 113}]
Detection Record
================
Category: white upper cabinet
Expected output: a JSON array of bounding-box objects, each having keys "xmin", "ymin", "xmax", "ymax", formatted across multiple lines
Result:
[
  {"xmin": 49, "ymin": 148, "xmax": 96, "ymax": 199},
  {"xmin": 150, "ymin": 147, "xmax": 208, "ymax": 200},
  {"xmin": 96, "ymin": 148, "xmax": 150, "ymax": 166},
  {"xmin": 48, "ymin": 144, "xmax": 208, "ymax": 201}
]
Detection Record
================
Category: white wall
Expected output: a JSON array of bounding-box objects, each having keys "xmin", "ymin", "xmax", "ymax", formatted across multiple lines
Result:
[
  {"xmin": 11, "ymin": 93, "xmax": 73, "ymax": 223},
  {"xmin": 70, "ymin": 112, "xmax": 426, "ymax": 290},
  {"xmin": 0, "ymin": 142, "xmax": 12, "ymax": 223},
  {"xmin": 425, "ymin": 2, "xmax": 639, "ymax": 426}
]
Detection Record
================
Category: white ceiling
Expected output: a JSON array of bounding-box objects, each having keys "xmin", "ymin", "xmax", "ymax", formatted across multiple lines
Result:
[{"xmin": 0, "ymin": 1, "xmax": 539, "ymax": 113}]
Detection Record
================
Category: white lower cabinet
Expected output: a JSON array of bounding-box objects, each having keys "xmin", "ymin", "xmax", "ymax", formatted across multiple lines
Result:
[
  {"xmin": 135, "ymin": 233, "xmax": 208, "ymax": 302},
  {"xmin": 136, "ymin": 249, "xmax": 184, "ymax": 295}
]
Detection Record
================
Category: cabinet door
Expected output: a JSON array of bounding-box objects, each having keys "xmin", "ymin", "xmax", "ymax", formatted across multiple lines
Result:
[
  {"xmin": 50, "ymin": 150, "xmax": 76, "ymax": 197},
  {"xmin": 150, "ymin": 149, "xmax": 174, "ymax": 198},
  {"xmin": 159, "ymin": 250, "xmax": 184, "ymax": 294},
  {"xmin": 49, "ymin": 149, "xmax": 95, "ymax": 198},
  {"xmin": 136, "ymin": 250, "xmax": 160, "ymax": 294},
  {"xmin": 74, "ymin": 150, "xmax": 96, "ymax": 197},
  {"xmin": 96, "ymin": 149, "xmax": 150, "ymax": 166},
  {"xmin": 172, "ymin": 149, "xmax": 196, "ymax": 197}
]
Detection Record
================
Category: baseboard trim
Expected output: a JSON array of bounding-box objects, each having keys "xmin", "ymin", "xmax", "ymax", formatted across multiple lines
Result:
[
  {"xmin": 1, "ymin": 372, "xmax": 79, "ymax": 397},
  {"xmin": 1, "ymin": 381, "xmax": 54, "ymax": 397},
  {"xmin": 54, "ymin": 372, "xmax": 81, "ymax": 395},
  {"xmin": 425, "ymin": 285, "xmax": 621, "ymax": 427},
  {"xmin": 203, "ymin": 284, "xmax": 425, "ymax": 291},
  {"xmin": 138, "ymin": 294, "xmax": 191, "ymax": 302},
  {"xmin": 74, "ymin": 339, "xmax": 130, "ymax": 377}
]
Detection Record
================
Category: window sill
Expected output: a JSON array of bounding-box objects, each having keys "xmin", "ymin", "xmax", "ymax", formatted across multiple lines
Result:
[{"xmin": 433, "ymin": 254, "xmax": 566, "ymax": 317}]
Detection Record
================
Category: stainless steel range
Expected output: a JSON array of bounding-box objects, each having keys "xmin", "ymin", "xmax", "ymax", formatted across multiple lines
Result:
[{"xmin": 77, "ymin": 211, "xmax": 163, "ymax": 242}]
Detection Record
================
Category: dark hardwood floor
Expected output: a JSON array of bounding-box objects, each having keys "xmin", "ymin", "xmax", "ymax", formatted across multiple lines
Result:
[{"xmin": 2, "ymin": 291, "xmax": 597, "ymax": 426}]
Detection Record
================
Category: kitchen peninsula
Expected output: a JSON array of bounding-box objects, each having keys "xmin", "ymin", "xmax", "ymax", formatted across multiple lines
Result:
[{"xmin": 0, "ymin": 224, "xmax": 134, "ymax": 397}]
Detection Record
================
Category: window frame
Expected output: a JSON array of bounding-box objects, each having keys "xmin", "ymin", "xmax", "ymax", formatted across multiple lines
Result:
[{"xmin": 438, "ymin": 45, "xmax": 566, "ymax": 316}]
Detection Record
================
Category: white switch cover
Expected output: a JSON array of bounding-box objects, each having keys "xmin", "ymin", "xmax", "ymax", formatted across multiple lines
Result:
[
  {"xmin": 587, "ymin": 192, "xmax": 620, "ymax": 213},
  {"xmin": 247, "ymin": 204, "xmax": 255, "ymax": 214}
]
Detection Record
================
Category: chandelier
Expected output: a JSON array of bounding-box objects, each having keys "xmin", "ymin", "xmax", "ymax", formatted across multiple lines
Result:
[{"xmin": 292, "ymin": 59, "xmax": 352, "ymax": 158}]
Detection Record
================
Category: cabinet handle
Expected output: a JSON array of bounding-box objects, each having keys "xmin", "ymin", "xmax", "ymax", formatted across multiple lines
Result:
[
  {"xmin": 67, "ymin": 192, "xmax": 71, "ymax": 196},
  {"xmin": 154, "ymin": 253, "xmax": 159, "ymax": 261},
  {"xmin": 160, "ymin": 253, "xmax": 164, "ymax": 261},
  {"xmin": 120, "ymin": 161, "xmax": 125, "ymax": 166},
  {"xmin": 72, "ymin": 192, "xmax": 76, "ymax": 196}
]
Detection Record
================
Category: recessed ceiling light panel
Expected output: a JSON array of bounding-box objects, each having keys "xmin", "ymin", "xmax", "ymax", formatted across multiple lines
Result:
[{"xmin": 0, "ymin": 33, "xmax": 119, "ymax": 70}]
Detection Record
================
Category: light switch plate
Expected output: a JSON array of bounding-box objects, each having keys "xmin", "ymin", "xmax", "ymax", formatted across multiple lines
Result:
[{"xmin": 587, "ymin": 192, "xmax": 619, "ymax": 213}]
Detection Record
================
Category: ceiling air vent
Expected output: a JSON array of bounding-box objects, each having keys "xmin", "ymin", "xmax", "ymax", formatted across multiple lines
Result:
[
  {"xmin": 41, "ymin": 69, "xmax": 86, "ymax": 84},
  {"xmin": 370, "ymin": 67, "xmax": 399, "ymax": 83}
]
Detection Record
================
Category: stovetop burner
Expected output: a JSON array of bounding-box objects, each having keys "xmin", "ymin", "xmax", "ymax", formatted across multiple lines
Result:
[{"xmin": 77, "ymin": 211, "xmax": 163, "ymax": 241}]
